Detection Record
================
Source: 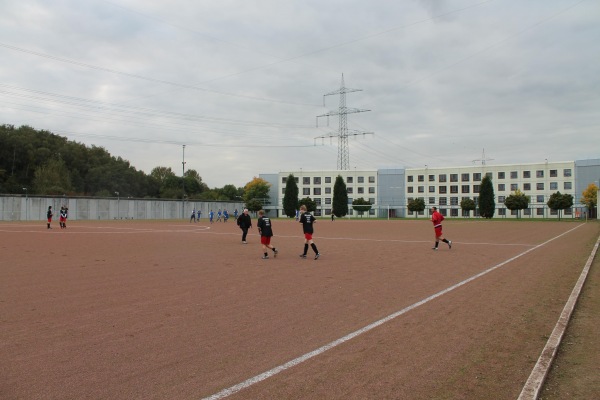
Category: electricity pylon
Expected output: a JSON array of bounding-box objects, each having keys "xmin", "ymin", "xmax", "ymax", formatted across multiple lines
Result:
[{"xmin": 316, "ymin": 74, "xmax": 373, "ymax": 170}]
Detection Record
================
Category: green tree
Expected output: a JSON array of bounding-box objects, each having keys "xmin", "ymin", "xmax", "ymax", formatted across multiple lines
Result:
[
  {"xmin": 505, "ymin": 190, "xmax": 530, "ymax": 218},
  {"xmin": 352, "ymin": 197, "xmax": 372, "ymax": 217},
  {"xmin": 33, "ymin": 158, "xmax": 72, "ymax": 195},
  {"xmin": 478, "ymin": 175, "xmax": 495, "ymax": 218},
  {"xmin": 282, "ymin": 174, "xmax": 299, "ymax": 217},
  {"xmin": 299, "ymin": 197, "xmax": 317, "ymax": 213},
  {"xmin": 246, "ymin": 198, "xmax": 263, "ymax": 212},
  {"xmin": 332, "ymin": 175, "xmax": 348, "ymax": 217},
  {"xmin": 407, "ymin": 198, "xmax": 425, "ymax": 217},
  {"xmin": 220, "ymin": 184, "xmax": 241, "ymax": 200},
  {"xmin": 243, "ymin": 177, "xmax": 271, "ymax": 206},
  {"xmin": 460, "ymin": 198, "xmax": 476, "ymax": 217},
  {"xmin": 547, "ymin": 191, "xmax": 574, "ymax": 220}
]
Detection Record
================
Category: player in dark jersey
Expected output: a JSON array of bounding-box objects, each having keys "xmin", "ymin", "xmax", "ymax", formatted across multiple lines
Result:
[
  {"xmin": 298, "ymin": 205, "xmax": 320, "ymax": 260},
  {"xmin": 46, "ymin": 206, "xmax": 53, "ymax": 229},
  {"xmin": 257, "ymin": 210, "xmax": 278, "ymax": 259}
]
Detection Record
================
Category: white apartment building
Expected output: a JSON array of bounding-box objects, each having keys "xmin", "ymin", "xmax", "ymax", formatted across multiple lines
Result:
[{"xmin": 261, "ymin": 159, "xmax": 599, "ymax": 219}]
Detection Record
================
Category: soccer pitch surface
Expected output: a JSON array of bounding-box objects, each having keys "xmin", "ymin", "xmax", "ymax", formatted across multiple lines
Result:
[{"xmin": 1, "ymin": 218, "xmax": 599, "ymax": 399}]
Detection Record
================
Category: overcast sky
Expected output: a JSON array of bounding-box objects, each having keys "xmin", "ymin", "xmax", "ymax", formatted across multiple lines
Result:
[{"xmin": 1, "ymin": 0, "xmax": 598, "ymax": 188}]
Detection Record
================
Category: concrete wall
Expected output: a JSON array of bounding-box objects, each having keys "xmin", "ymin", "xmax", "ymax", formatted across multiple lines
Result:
[{"xmin": 0, "ymin": 195, "xmax": 245, "ymax": 221}]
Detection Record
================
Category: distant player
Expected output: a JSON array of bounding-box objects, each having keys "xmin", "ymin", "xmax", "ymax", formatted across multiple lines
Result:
[
  {"xmin": 257, "ymin": 210, "xmax": 277, "ymax": 259},
  {"xmin": 190, "ymin": 209, "xmax": 196, "ymax": 223},
  {"xmin": 431, "ymin": 206, "xmax": 452, "ymax": 250},
  {"xmin": 298, "ymin": 205, "xmax": 320, "ymax": 260},
  {"xmin": 46, "ymin": 206, "xmax": 53, "ymax": 229},
  {"xmin": 209, "ymin": 210, "xmax": 214, "ymax": 224},
  {"xmin": 197, "ymin": 209, "xmax": 201, "ymax": 221},
  {"xmin": 59, "ymin": 206, "xmax": 68, "ymax": 229}
]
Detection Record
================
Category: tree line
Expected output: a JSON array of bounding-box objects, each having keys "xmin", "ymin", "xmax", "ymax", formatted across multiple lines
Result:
[{"xmin": 0, "ymin": 124, "xmax": 254, "ymax": 201}]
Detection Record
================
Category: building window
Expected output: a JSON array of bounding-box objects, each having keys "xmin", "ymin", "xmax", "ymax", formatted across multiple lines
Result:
[
  {"xmin": 429, "ymin": 175, "xmax": 435, "ymax": 182},
  {"xmin": 368, "ymin": 187, "xmax": 375, "ymax": 194},
  {"xmin": 564, "ymin": 182, "xmax": 572, "ymax": 190},
  {"xmin": 450, "ymin": 174, "xmax": 458, "ymax": 182},
  {"xmin": 536, "ymin": 195, "xmax": 544, "ymax": 203},
  {"xmin": 282, "ymin": 177, "xmax": 287, "ymax": 184},
  {"xmin": 407, "ymin": 187, "xmax": 414, "ymax": 193},
  {"xmin": 498, "ymin": 208, "xmax": 506, "ymax": 216},
  {"xmin": 429, "ymin": 186, "xmax": 435, "ymax": 193},
  {"xmin": 418, "ymin": 186, "xmax": 424, "ymax": 193},
  {"xmin": 550, "ymin": 182, "xmax": 557, "ymax": 190},
  {"xmin": 523, "ymin": 183, "xmax": 531, "ymax": 191},
  {"xmin": 439, "ymin": 186, "xmax": 447, "ymax": 194},
  {"xmin": 295, "ymin": 177, "xmax": 299, "ymax": 183},
  {"xmin": 315, "ymin": 198, "xmax": 321, "ymax": 205},
  {"xmin": 325, "ymin": 177, "xmax": 331, "ymax": 183},
  {"xmin": 536, "ymin": 183, "xmax": 544, "ymax": 190},
  {"xmin": 523, "ymin": 171, "xmax": 531, "ymax": 178},
  {"xmin": 450, "ymin": 197, "xmax": 458, "ymax": 206},
  {"xmin": 461, "ymin": 185, "xmax": 470, "ymax": 193},
  {"xmin": 429, "ymin": 197, "xmax": 435, "ymax": 204},
  {"xmin": 473, "ymin": 185, "xmax": 480, "ymax": 194},
  {"xmin": 564, "ymin": 169, "xmax": 572, "ymax": 177},
  {"xmin": 325, "ymin": 198, "xmax": 331, "ymax": 204},
  {"xmin": 347, "ymin": 187, "xmax": 353, "ymax": 194},
  {"xmin": 358, "ymin": 176, "xmax": 364, "ymax": 183},
  {"xmin": 524, "ymin": 209, "xmax": 531, "ymax": 216},
  {"xmin": 369, "ymin": 198, "xmax": 375, "ymax": 204},
  {"xmin": 550, "ymin": 170, "xmax": 557, "ymax": 177},
  {"xmin": 537, "ymin": 208, "xmax": 544, "ymax": 216},
  {"xmin": 451, "ymin": 209, "xmax": 459, "ymax": 217},
  {"xmin": 281, "ymin": 188, "xmax": 285, "ymax": 194},
  {"xmin": 498, "ymin": 171, "xmax": 505, "ymax": 179},
  {"xmin": 314, "ymin": 188, "xmax": 321, "ymax": 195},
  {"xmin": 369, "ymin": 176, "xmax": 375, "ymax": 183},
  {"xmin": 439, "ymin": 197, "xmax": 447, "ymax": 206},
  {"xmin": 357, "ymin": 187, "xmax": 364, "ymax": 194},
  {"xmin": 325, "ymin": 187, "xmax": 331, "ymax": 194},
  {"xmin": 511, "ymin": 184, "xmax": 518, "ymax": 191},
  {"xmin": 450, "ymin": 185, "xmax": 458, "ymax": 194},
  {"xmin": 461, "ymin": 173, "xmax": 470, "ymax": 182},
  {"xmin": 303, "ymin": 177, "xmax": 310, "ymax": 185},
  {"xmin": 498, "ymin": 184, "xmax": 505, "ymax": 191},
  {"xmin": 313, "ymin": 177, "xmax": 321, "ymax": 185},
  {"xmin": 347, "ymin": 177, "xmax": 353, "ymax": 183},
  {"xmin": 418, "ymin": 175, "xmax": 424, "ymax": 182},
  {"xmin": 303, "ymin": 188, "xmax": 310, "ymax": 195},
  {"xmin": 498, "ymin": 196, "xmax": 505, "ymax": 203},
  {"xmin": 536, "ymin": 170, "xmax": 544, "ymax": 178},
  {"xmin": 407, "ymin": 175, "xmax": 414, "ymax": 183},
  {"xmin": 510, "ymin": 171, "xmax": 518, "ymax": 179},
  {"xmin": 473, "ymin": 173, "xmax": 482, "ymax": 181},
  {"xmin": 439, "ymin": 174, "xmax": 447, "ymax": 182}
]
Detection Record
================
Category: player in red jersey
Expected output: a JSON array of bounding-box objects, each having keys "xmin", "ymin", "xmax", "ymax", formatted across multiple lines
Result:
[{"xmin": 431, "ymin": 206, "xmax": 452, "ymax": 250}]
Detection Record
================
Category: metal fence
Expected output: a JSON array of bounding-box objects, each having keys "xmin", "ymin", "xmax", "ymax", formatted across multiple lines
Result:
[{"xmin": 0, "ymin": 195, "xmax": 244, "ymax": 221}]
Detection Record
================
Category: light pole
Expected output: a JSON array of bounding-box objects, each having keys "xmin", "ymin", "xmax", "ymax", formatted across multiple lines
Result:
[
  {"xmin": 22, "ymin": 187, "xmax": 28, "ymax": 220},
  {"xmin": 182, "ymin": 145, "xmax": 186, "ymax": 219},
  {"xmin": 115, "ymin": 191, "xmax": 120, "ymax": 219}
]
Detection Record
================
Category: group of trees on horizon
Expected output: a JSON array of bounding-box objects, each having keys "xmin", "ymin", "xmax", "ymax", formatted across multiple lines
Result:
[{"xmin": 0, "ymin": 124, "xmax": 251, "ymax": 201}]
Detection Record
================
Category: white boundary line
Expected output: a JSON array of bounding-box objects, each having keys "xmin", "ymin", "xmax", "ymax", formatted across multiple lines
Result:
[
  {"xmin": 202, "ymin": 224, "xmax": 584, "ymax": 400},
  {"xmin": 517, "ymin": 232, "xmax": 600, "ymax": 400}
]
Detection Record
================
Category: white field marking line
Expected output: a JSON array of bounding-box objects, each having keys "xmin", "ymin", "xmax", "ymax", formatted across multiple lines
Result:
[
  {"xmin": 202, "ymin": 223, "xmax": 585, "ymax": 400},
  {"xmin": 311, "ymin": 236, "xmax": 535, "ymax": 247},
  {"xmin": 518, "ymin": 232, "xmax": 600, "ymax": 400}
]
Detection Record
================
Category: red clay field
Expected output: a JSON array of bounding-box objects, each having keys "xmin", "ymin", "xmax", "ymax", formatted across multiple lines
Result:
[{"xmin": 1, "ymin": 218, "xmax": 599, "ymax": 399}]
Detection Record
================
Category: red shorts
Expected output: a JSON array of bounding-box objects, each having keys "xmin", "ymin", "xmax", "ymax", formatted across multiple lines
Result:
[
  {"xmin": 434, "ymin": 226, "xmax": 443, "ymax": 237},
  {"xmin": 261, "ymin": 236, "xmax": 271, "ymax": 245},
  {"xmin": 304, "ymin": 233, "xmax": 313, "ymax": 241},
  {"xmin": 59, "ymin": 217, "xmax": 66, "ymax": 222},
  {"xmin": 47, "ymin": 217, "xmax": 52, "ymax": 223}
]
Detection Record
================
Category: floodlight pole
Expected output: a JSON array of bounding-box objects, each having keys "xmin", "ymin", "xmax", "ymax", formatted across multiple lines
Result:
[
  {"xmin": 23, "ymin": 187, "xmax": 28, "ymax": 220},
  {"xmin": 182, "ymin": 145, "xmax": 186, "ymax": 219}
]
